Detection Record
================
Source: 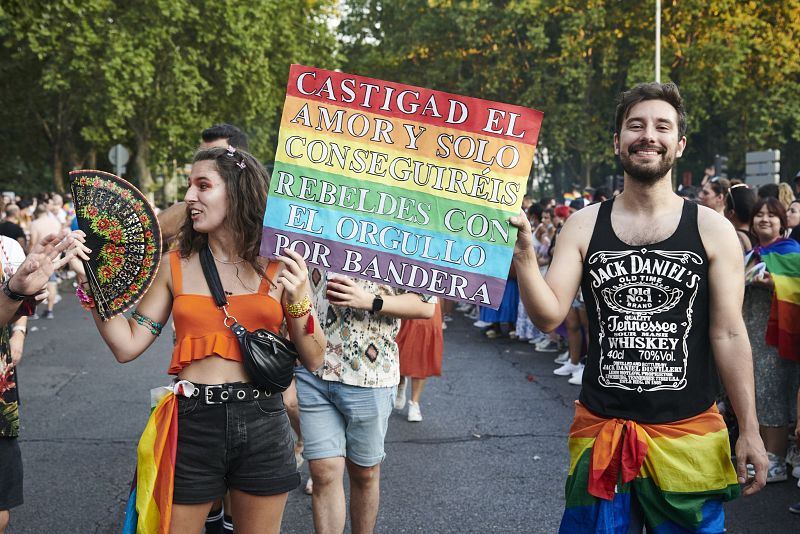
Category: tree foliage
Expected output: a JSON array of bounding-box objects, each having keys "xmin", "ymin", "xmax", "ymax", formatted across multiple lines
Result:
[
  {"xmin": 340, "ymin": 0, "xmax": 800, "ymax": 191},
  {"xmin": 0, "ymin": 0, "xmax": 338, "ymax": 199},
  {"xmin": 2, "ymin": 1, "xmax": 799, "ymax": 198}
]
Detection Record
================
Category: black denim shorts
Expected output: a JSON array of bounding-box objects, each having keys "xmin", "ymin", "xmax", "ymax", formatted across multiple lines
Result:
[
  {"xmin": 173, "ymin": 388, "xmax": 299, "ymax": 504},
  {"xmin": 0, "ymin": 437, "xmax": 23, "ymax": 509}
]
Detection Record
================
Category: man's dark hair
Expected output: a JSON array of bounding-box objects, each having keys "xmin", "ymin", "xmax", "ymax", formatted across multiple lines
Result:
[
  {"xmin": 757, "ymin": 183, "xmax": 779, "ymax": 200},
  {"xmin": 615, "ymin": 82, "xmax": 687, "ymax": 138},
  {"xmin": 707, "ymin": 176, "xmax": 730, "ymax": 197},
  {"xmin": 202, "ymin": 123, "xmax": 249, "ymax": 150},
  {"xmin": 569, "ymin": 198, "xmax": 585, "ymax": 211},
  {"xmin": 527, "ymin": 203, "xmax": 543, "ymax": 221},
  {"xmin": 676, "ymin": 185, "xmax": 698, "ymax": 201},
  {"xmin": 592, "ymin": 187, "xmax": 610, "ymax": 203},
  {"xmin": 725, "ymin": 184, "xmax": 756, "ymax": 224}
]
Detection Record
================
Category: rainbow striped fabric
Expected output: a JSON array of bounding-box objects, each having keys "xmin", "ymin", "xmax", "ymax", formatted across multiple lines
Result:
[
  {"xmin": 121, "ymin": 389, "xmax": 179, "ymax": 534},
  {"xmin": 559, "ymin": 402, "xmax": 740, "ymax": 533},
  {"xmin": 758, "ymin": 238, "xmax": 800, "ymax": 361}
]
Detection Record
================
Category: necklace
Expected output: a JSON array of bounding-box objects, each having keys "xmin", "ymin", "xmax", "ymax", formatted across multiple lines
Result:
[{"xmin": 208, "ymin": 245, "xmax": 246, "ymax": 265}]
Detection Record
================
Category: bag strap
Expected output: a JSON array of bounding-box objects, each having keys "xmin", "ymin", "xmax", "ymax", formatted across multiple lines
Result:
[{"xmin": 199, "ymin": 246, "xmax": 229, "ymax": 308}]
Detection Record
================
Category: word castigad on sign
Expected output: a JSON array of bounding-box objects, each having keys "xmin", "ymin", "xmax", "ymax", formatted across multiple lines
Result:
[{"xmin": 260, "ymin": 65, "xmax": 543, "ymax": 309}]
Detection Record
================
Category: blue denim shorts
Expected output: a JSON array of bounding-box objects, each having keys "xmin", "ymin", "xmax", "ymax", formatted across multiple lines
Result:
[
  {"xmin": 295, "ymin": 367, "xmax": 395, "ymax": 467},
  {"xmin": 173, "ymin": 384, "xmax": 299, "ymax": 504}
]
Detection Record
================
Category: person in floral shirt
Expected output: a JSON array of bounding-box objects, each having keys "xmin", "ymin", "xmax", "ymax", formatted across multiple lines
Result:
[
  {"xmin": 0, "ymin": 230, "xmax": 81, "ymax": 534},
  {"xmin": 295, "ymin": 269, "xmax": 434, "ymax": 533}
]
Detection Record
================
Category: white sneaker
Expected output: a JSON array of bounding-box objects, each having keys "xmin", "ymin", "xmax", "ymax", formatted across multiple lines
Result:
[
  {"xmin": 554, "ymin": 361, "xmax": 583, "ymax": 376},
  {"xmin": 407, "ymin": 400, "xmax": 422, "ymax": 422},
  {"xmin": 786, "ymin": 443, "xmax": 800, "ymax": 469},
  {"xmin": 568, "ymin": 366, "xmax": 584, "ymax": 385},
  {"xmin": 554, "ymin": 351, "xmax": 569, "ymax": 364},
  {"xmin": 793, "ymin": 465, "xmax": 800, "ymax": 479},
  {"xmin": 473, "ymin": 320, "xmax": 491, "ymax": 328},
  {"xmin": 536, "ymin": 339, "xmax": 561, "ymax": 352},
  {"xmin": 394, "ymin": 384, "xmax": 407, "ymax": 410}
]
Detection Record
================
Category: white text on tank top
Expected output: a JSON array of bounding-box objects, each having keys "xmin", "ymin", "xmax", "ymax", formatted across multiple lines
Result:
[{"xmin": 586, "ymin": 248, "xmax": 704, "ymax": 393}]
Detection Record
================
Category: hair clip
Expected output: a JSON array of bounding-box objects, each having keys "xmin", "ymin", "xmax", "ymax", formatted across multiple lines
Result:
[{"xmin": 226, "ymin": 145, "xmax": 246, "ymax": 170}]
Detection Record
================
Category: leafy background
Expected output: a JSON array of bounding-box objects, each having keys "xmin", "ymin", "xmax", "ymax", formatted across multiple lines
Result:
[{"xmin": 1, "ymin": 0, "xmax": 798, "ymax": 200}]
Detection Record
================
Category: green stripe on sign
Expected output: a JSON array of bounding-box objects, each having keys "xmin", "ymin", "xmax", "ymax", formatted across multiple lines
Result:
[{"xmin": 270, "ymin": 160, "xmax": 518, "ymax": 249}]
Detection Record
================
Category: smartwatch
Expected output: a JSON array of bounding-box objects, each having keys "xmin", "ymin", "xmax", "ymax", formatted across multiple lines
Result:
[{"xmin": 371, "ymin": 295, "xmax": 384, "ymax": 314}]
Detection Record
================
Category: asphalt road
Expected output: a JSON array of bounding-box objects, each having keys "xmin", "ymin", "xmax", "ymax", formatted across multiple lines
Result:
[{"xmin": 6, "ymin": 287, "xmax": 800, "ymax": 533}]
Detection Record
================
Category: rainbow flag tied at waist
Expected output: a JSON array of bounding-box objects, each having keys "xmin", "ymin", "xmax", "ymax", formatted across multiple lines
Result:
[
  {"xmin": 560, "ymin": 402, "xmax": 740, "ymax": 533},
  {"xmin": 122, "ymin": 382, "xmax": 191, "ymax": 533},
  {"xmin": 757, "ymin": 238, "xmax": 800, "ymax": 361}
]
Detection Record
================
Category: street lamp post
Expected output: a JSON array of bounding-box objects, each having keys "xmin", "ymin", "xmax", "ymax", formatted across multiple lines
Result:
[{"xmin": 655, "ymin": 0, "xmax": 661, "ymax": 83}]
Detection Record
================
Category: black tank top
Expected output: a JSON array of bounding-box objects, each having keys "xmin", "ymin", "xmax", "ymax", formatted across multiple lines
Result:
[{"xmin": 579, "ymin": 198, "xmax": 715, "ymax": 423}]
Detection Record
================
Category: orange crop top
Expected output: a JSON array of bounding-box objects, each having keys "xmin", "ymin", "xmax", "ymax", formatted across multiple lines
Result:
[{"xmin": 168, "ymin": 250, "xmax": 283, "ymax": 375}]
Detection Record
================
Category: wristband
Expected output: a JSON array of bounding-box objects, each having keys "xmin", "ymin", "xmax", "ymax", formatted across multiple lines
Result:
[
  {"xmin": 286, "ymin": 295, "xmax": 312, "ymax": 318},
  {"xmin": 2, "ymin": 279, "xmax": 27, "ymax": 301},
  {"xmin": 371, "ymin": 295, "xmax": 384, "ymax": 314},
  {"xmin": 11, "ymin": 325, "xmax": 26, "ymax": 336},
  {"xmin": 76, "ymin": 286, "xmax": 96, "ymax": 310}
]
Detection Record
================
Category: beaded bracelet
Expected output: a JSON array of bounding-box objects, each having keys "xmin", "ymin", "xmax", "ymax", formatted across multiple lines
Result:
[
  {"xmin": 132, "ymin": 310, "xmax": 163, "ymax": 336},
  {"xmin": 285, "ymin": 295, "xmax": 312, "ymax": 318},
  {"xmin": 76, "ymin": 286, "xmax": 96, "ymax": 311}
]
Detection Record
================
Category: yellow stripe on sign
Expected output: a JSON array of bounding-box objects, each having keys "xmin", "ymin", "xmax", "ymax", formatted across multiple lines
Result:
[
  {"xmin": 275, "ymin": 127, "xmax": 528, "ymax": 211},
  {"xmin": 280, "ymin": 95, "xmax": 537, "ymax": 174},
  {"xmin": 640, "ymin": 429, "xmax": 737, "ymax": 493}
]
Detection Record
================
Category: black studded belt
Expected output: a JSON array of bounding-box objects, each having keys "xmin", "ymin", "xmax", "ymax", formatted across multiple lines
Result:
[{"xmin": 188, "ymin": 382, "xmax": 273, "ymax": 404}]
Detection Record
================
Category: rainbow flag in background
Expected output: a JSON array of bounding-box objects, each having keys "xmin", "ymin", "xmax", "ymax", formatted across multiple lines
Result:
[
  {"xmin": 260, "ymin": 65, "xmax": 543, "ymax": 309},
  {"xmin": 121, "ymin": 390, "xmax": 178, "ymax": 534},
  {"xmin": 560, "ymin": 402, "xmax": 740, "ymax": 533},
  {"xmin": 758, "ymin": 238, "xmax": 800, "ymax": 361}
]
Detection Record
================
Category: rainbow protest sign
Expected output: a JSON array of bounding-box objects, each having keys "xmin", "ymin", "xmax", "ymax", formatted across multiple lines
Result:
[{"xmin": 261, "ymin": 64, "xmax": 543, "ymax": 308}]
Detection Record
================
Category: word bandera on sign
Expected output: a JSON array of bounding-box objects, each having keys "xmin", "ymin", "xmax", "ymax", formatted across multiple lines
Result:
[{"xmin": 260, "ymin": 64, "xmax": 543, "ymax": 308}]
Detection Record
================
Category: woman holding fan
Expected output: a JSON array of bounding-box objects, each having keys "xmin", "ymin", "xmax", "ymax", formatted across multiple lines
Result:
[{"xmin": 73, "ymin": 146, "xmax": 325, "ymax": 533}]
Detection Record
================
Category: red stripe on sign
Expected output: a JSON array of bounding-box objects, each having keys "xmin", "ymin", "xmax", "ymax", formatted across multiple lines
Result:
[{"xmin": 285, "ymin": 64, "xmax": 543, "ymax": 146}]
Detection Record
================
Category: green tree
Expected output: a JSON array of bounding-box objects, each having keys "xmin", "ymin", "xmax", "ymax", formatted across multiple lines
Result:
[
  {"xmin": 0, "ymin": 0, "xmax": 112, "ymax": 193},
  {"xmin": 0, "ymin": 0, "xmax": 339, "ymax": 198},
  {"xmin": 340, "ymin": 0, "xmax": 800, "ymax": 189}
]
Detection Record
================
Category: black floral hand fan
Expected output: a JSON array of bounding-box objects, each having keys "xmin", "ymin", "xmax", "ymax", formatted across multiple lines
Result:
[{"xmin": 69, "ymin": 170, "xmax": 162, "ymax": 320}]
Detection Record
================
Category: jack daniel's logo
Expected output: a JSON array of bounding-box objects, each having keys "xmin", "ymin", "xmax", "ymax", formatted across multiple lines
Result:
[{"xmin": 587, "ymin": 249, "xmax": 704, "ymax": 394}]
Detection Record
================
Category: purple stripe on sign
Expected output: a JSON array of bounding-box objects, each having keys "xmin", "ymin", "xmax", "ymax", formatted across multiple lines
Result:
[{"xmin": 261, "ymin": 227, "xmax": 507, "ymax": 309}]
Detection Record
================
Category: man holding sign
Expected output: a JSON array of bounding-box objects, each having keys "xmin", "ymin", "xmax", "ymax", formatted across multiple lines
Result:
[{"xmin": 511, "ymin": 82, "xmax": 767, "ymax": 532}]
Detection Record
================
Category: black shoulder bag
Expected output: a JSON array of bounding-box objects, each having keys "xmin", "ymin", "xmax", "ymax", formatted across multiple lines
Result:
[{"xmin": 199, "ymin": 246, "xmax": 297, "ymax": 394}]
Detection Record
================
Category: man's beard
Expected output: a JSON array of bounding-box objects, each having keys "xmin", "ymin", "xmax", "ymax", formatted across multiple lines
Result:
[{"xmin": 619, "ymin": 143, "xmax": 675, "ymax": 184}]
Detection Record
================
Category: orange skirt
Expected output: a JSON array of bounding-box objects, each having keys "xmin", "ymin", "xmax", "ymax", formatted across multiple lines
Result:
[{"xmin": 397, "ymin": 300, "xmax": 443, "ymax": 378}]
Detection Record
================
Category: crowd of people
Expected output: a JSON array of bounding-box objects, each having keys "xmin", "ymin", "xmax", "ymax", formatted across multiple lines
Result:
[{"xmin": 1, "ymin": 80, "xmax": 799, "ymax": 534}]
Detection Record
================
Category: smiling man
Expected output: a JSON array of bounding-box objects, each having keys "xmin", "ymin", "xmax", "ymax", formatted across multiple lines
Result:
[{"xmin": 511, "ymin": 82, "xmax": 768, "ymax": 533}]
